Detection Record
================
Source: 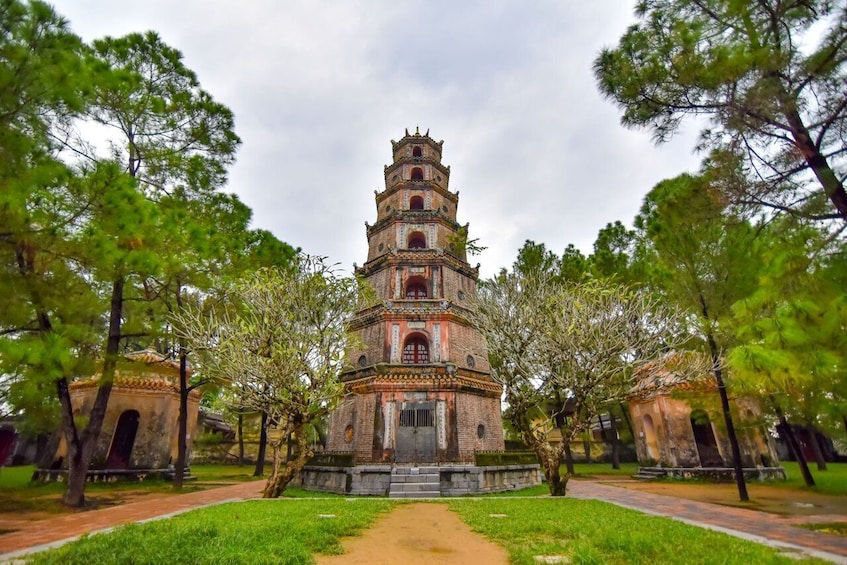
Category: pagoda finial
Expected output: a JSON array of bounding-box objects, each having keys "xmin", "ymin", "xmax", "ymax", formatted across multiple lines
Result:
[{"xmin": 415, "ymin": 125, "xmax": 420, "ymax": 135}]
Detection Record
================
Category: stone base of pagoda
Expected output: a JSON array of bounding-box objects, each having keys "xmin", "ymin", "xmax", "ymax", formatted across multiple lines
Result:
[
  {"xmin": 325, "ymin": 365, "xmax": 505, "ymax": 464},
  {"xmin": 297, "ymin": 463, "xmax": 541, "ymax": 496}
]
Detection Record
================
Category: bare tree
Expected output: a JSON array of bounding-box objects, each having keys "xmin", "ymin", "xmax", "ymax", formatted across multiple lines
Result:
[
  {"xmin": 173, "ymin": 255, "xmax": 370, "ymax": 497},
  {"xmin": 471, "ymin": 273, "xmax": 690, "ymax": 495}
]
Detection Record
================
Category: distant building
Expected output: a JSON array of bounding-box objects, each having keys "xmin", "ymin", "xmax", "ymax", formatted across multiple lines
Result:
[
  {"xmin": 49, "ymin": 350, "xmax": 202, "ymax": 472},
  {"xmin": 628, "ymin": 358, "xmax": 782, "ymax": 479}
]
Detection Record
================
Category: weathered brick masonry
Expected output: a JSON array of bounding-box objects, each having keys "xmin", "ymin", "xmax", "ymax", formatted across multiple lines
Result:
[{"xmin": 325, "ymin": 129, "xmax": 505, "ymax": 464}]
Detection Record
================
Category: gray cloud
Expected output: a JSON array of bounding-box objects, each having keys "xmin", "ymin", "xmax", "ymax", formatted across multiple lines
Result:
[{"xmin": 52, "ymin": 0, "xmax": 703, "ymax": 278}]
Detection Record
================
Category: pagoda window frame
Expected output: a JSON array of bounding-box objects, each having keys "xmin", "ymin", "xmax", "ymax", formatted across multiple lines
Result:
[
  {"xmin": 408, "ymin": 231, "xmax": 426, "ymax": 249},
  {"xmin": 405, "ymin": 276, "xmax": 428, "ymax": 299},
  {"xmin": 410, "ymin": 167, "xmax": 424, "ymax": 181},
  {"xmin": 409, "ymin": 195, "xmax": 424, "ymax": 210},
  {"xmin": 402, "ymin": 333, "xmax": 430, "ymax": 364}
]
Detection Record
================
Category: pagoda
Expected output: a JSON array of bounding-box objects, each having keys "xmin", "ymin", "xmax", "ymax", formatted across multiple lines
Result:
[{"xmin": 325, "ymin": 128, "xmax": 505, "ymax": 464}]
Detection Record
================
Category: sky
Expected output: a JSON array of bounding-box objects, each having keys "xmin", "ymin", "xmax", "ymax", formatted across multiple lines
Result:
[{"xmin": 51, "ymin": 0, "xmax": 704, "ymax": 278}]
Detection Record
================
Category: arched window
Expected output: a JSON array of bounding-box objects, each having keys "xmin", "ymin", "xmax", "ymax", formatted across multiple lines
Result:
[
  {"xmin": 412, "ymin": 146, "xmax": 422, "ymax": 157},
  {"xmin": 411, "ymin": 167, "xmax": 424, "ymax": 181},
  {"xmin": 409, "ymin": 195, "xmax": 424, "ymax": 210},
  {"xmin": 402, "ymin": 334, "xmax": 429, "ymax": 364},
  {"xmin": 405, "ymin": 277, "xmax": 427, "ymax": 299},
  {"xmin": 408, "ymin": 232, "xmax": 426, "ymax": 249}
]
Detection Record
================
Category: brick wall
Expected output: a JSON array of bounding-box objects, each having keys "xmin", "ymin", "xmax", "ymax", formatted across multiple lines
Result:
[{"xmin": 455, "ymin": 393, "xmax": 505, "ymax": 461}]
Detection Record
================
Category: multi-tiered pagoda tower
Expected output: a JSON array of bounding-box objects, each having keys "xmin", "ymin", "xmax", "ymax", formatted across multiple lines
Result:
[{"xmin": 326, "ymin": 129, "xmax": 505, "ymax": 464}]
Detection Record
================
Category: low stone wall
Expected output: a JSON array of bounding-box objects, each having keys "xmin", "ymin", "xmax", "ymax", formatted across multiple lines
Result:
[
  {"xmin": 299, "ymin": 463, "xmax": 541, "ymax": 496},
  {"xmin": 440, "ymin": 464, "xmax": 542, "ymax": 496},
  {"xmin": 643, "ymin": 466, "xmax": 787, "ymax": 481}
]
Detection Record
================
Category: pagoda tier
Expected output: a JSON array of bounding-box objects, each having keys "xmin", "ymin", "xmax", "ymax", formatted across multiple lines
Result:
[{"xmin": 326, "ymin": 129, "xmax": 505, "ymax": 464}]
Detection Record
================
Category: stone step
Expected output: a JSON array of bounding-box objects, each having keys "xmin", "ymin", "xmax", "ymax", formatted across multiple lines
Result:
[
  {"xmin": 391, "ymin": 466, "xmax": 439, "ymax": 475},
  {"xmin": 632, "ymin": 467, "xmax": 667, "ymax": 480},
  {"xmin": 388, "ymin": 490, "xmax": 441, "ymax": 499},
  {"xmin": 389, "ymin": 481, "xmax": 440, "ymax": 493},
  {"xmin": 389, "ymin": 473, "xmax": 440, "ymax": 484}
]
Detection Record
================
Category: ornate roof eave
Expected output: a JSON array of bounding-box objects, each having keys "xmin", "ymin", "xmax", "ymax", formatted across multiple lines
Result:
[
  {"xmin": 356, "ymin": 249, "xmax": 479, "ymax": 278},
  {"xmin": 340, "ymin": 364, "xmax": 501, "ymax": 397},
  {"xmin": 347, "ymin": 300, "xmax": 476, "ymax": 330},
  {"xmin": 384, "ymin": 159, "xmax": 450, "ymax": 178},
  {"xmin": 70, "ymin": 373, "xmax": 203, "ymax": 398},
  {"xmin": 375, "ymin": 180, "xmax": 457, "ymax": 204},
  {"xmin": 391, "ymin": 129, "xmax": 444, "ymax": 152},
  {"xmin": 366, "ymin": 210, "xmax": 461, "ymax": 238}
]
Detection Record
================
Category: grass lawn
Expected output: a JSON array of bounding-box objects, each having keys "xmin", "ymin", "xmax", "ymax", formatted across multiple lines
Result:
[
  {"xmin": 0, "ymin": 464, "xmax": 263, "ymax": 516},
  {"xmin": 779, "ymin": 462, "xmax": 847, "ymax": 496},
  {"xmin": 23, "ymin": 496, "xmax": 828, "ymax": 564},
  {"xmin": 569, "ymin": 462, "xmax": 639, "ymax": 478},
  {"xmin": 26, "ymin": 499, "xmax": 396, "ymax": 565},
  {"xmin": 448, "ymin": 498, "xmax": 827, "ymax": 565}
]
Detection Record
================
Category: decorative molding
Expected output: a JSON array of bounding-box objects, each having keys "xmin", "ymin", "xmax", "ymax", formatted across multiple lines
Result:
[
  {"xmin": 437, "ymin": 400, "xmax": 447, "ymax": 449},
  {"xmin": 384, "ymin": 401, "xmax": 395, "ymax": 449},
  {"xmin": 391, "ymin": 324, "xmax": 400, "ymax": 362}
]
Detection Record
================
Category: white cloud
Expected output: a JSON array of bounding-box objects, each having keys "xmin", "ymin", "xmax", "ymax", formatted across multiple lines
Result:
[{"xmin": 52, "ymin": 0, "xmax": 703, "ymax": 278}]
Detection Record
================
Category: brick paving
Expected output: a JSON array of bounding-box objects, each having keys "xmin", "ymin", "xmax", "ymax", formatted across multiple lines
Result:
[
  {"xmin": 0, "ymin": 480, "xmax": 264, "ymax": 560},
  {"xmin": 1, "ymin": 478, "xmax": 846, "ymax": 563},
  {"xmin": 569, "ymin": 480, "xmax": 847, "ymax": 563}
]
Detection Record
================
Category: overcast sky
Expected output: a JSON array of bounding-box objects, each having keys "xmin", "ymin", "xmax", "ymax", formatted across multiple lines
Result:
[{"xmin": 52, "ymin": 1, "xmax": 703, "ymax": 278}]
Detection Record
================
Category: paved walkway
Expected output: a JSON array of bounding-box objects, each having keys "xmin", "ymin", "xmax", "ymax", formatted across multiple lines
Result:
[
  {"xmin": 1, "ymin": 479, "xmax": 845, "ymax": 563},
  {"xmin": 569, "ymin": 480, "xmax": 847, "ymax": 563}
]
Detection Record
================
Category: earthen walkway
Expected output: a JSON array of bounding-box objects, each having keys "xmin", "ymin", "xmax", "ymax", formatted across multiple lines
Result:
[
  {"xmin": 568, "ymin": 480, "xmax": 847, "ymax": 563},
  {"xmin": 1, "ymin": 480, "xmax": 846, "ymax": 563}
]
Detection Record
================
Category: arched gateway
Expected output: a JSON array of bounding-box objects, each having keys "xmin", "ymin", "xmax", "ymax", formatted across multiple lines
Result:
[{"xmin": 305, "ymin": 130, "xmax": 539, "ymax": 496}]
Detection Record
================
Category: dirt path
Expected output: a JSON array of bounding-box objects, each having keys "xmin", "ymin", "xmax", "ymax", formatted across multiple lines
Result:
[{"xmin": 315, "ymin": 503, "xmax": 509, "ymax": 565}]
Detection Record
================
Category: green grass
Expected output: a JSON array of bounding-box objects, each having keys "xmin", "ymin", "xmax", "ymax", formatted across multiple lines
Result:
[
  {"xmin": 569, "ymin": 462, "xmax": 640, "ymax": 477},
  {"xmin": 191, "ymin": 464, "xmax": 264, "ymax": 484},
  {"xmin": 0, "ymin": 465, "xmax": 36, "ymax": 489},
  {"xmin": 448, "ymin": 498, "xmax": 827, "ymax": 564},
  {"xmin": 798, "ymin": 522, "xmax": 847, "ymax": 537},
  {"xmin": 27, "ymin": 499, "xmax": 396, "ymax": 565},
  {"xmin": 778, "ymin": 462, "xmax": 847, "ymax": 496}
]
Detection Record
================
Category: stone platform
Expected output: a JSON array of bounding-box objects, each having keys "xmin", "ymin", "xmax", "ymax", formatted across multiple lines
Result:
[
  {"xmin": 298, "ymin": 463, "xmax": 541, "ymax": 496},
  {"xmin": 634, "ymin": 466, "xmax": 787, "ymax": 481}
]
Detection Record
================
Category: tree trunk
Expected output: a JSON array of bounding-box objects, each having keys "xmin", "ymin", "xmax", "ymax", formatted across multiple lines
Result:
[
  {"xmin": 781, "ymin": 103, "xmax": 847, "ymax": 219},
  {"xmin": 253, "ymin": 411, "xmax": 268, "ymax": 477},
  {"xmin": 173, "ymin": 343, "xmax": 189, "ymax": 489},
  {"xmin": 263, "ymin": 424, "xmax": 312, "ymax": 498},
  {"xmin": 60, "ymin": 276, "xmax": 124, "ymax": 507},
  {"xmin": 564, "ymin": 443, "xmax": 575, "ymax": 476},
  {"xmin": 237, "ymin": 413, "xmax": 244, "ymax": 466},
  {"xmin": 606, "ymin": 412, "xmax": 621, "ymax": 470},
  {"xmin": 619, "ymin": 402, "xmax": 635, "ymax": 438},
  {"xmin": 583, "ymin": 433, "xmax": 591, "ymax": 463},
  {"xmin": 776, "ymin": 411, "xmax": 815, "ymax": 487},
  {"xmin": 532, "ymin": 441, "xmax": 567, "ymax": 496},
  {"xmin": 706, "ymin": 330, "xmax": 749, "ymax": 502},
  {"xmin": 805, "ymin": 424, "xmax": 827, "ymax": 471}
]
